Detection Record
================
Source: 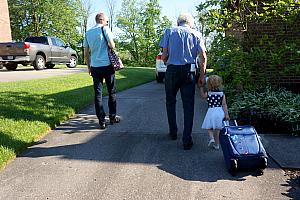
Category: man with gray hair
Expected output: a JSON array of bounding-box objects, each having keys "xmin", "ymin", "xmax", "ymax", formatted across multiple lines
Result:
[{"xmin": 159, "ymin": 12, "xmax": 207, "ymax": 150}]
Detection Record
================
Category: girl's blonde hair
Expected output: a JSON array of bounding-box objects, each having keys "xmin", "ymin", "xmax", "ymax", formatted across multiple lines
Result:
[{"xmin": 207, "ymin": 75, "xmax": 223, "ymax": 91}]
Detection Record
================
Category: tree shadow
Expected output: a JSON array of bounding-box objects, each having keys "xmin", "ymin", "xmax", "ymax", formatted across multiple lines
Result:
[
  {"xmin": 0, "ymin": 86, "xmax": 93, "ymax": 129},
  {"xmin": 281, "ymin": 179, "xmax": 300, "ymax": 199},
  {"xmin": 2, "ymin": 79, "xmax": 299, "ymax": 198},
  {"xmin": 20, "ymin": 129, "xmax": 269, "ymax": 182},
  {"xmin": 0, "ymin": 131, "xmax": 30, "ymax": 153}
]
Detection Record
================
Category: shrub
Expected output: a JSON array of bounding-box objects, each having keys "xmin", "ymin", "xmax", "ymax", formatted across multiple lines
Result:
[{"xmin": 227, "ymin": 86, "xmax": 300, "ymax": 135}]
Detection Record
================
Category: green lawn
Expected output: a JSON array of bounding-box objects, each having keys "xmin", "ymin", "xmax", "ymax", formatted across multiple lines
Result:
[{"xmin": 0, "ymin": 67, "xmax": 155, "ymax": 169}]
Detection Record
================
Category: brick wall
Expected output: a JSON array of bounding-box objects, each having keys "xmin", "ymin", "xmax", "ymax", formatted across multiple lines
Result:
[
  {"xmin": 244, "ymin": 17, "xmax": 300, "ymax": 92},
  {"xmin": 228, "ymin": 16, "xmax": 300, "ymax": 92},
  {"xmin": 225, "ymin": 1, "xmax": 300, "ymax": 92},
  {"xmin": 0, "ymin": 0, "xmax": 12, "ymax": 42}
]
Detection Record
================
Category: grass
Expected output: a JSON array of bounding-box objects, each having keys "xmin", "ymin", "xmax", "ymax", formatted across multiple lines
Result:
[{"xmin": 0, "ymin": 67, "xmax": 155, "ymax": 169}]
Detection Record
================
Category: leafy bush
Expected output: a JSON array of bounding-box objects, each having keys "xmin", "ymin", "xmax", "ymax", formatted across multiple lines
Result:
[
  {"xmin": 209, "ymin": 36, "xmax": 253, "ymax": 89},
  {"xmin": 227, "ymin": 86, "xmax": 300, "ymax": 135},
  {"xmin": 198, "ymin": 0, "xmax": 300, "ymax": 90}
]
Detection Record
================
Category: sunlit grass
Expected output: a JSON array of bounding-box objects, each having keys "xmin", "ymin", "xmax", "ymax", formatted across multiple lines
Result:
[{"xmin": 0, "ymin": 67, "xmax": 155, "ymax": 169}]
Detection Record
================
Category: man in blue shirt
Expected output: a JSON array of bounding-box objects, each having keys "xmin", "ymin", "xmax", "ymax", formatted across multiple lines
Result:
[
  {"xmin": 159, "ymin": 13, "xmax": 207, "ymax": 150},
  {"xmin": 84, "ymin": 13, "xmax": 120, "ymax": 129}
]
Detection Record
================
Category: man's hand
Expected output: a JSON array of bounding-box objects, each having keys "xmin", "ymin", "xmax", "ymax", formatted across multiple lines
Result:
[
  {"xmin": 84, "ymin": 47, "xmax": 91, "ymax": 76},
  {"xmin": 161, "ymin": 48, "xmax": 168, "ymax": 64},
  {"xmin": 88, "ymin": 66, "xmax": 91, "ymax": 76}
]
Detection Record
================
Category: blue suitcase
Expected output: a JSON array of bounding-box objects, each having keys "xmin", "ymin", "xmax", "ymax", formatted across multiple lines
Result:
[{"xmin": 220, "ymin": 120, "xmax": 268, "ymax": 176}]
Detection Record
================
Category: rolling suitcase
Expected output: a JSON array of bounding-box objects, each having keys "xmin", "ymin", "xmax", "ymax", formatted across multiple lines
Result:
[{"xmin": 220, "ymin": 120, "xmax": 268, "ymax": 176}]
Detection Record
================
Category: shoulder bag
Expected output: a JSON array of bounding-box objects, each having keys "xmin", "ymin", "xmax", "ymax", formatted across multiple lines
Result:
[{"xmin": 101, "ymin": 27, "xmax": 124, "ymax": 71}]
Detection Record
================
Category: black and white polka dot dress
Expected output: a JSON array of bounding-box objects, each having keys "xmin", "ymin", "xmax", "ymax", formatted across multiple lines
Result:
[{"xmin": 201, "ymin": 91, "xmax": 225, "ymax": 129}]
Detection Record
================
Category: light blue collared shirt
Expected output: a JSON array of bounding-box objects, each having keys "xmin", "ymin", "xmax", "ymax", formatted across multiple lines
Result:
[
  {"xmin": 83, "ymin": 24, "xmax": 114, "ymax": 67},
  {"xmin": 159, "ymin": 24, "xmax": 206, "ymax": 66}
]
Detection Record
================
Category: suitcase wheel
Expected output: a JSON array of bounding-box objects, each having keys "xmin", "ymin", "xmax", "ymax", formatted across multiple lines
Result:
[
  {"xmin": 256, "ymin": 169, "xmax": 264, "ymax": 175},
  {"xmin": 260, "ymin": 157, "xmax": 268, "ymax": 169},
  {"xmin": 229, "ymin": 159, "xmax": 238, "ymax": 176}
]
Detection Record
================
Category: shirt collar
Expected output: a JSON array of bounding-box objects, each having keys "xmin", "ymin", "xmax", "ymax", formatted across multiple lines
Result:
[
  {"xmin": 179, "ymin": 23, "xmax": 190, "ymax": 28},
  {"xmin": 94, "ymin": 24, "xmax": 104, "ymax": 28}
]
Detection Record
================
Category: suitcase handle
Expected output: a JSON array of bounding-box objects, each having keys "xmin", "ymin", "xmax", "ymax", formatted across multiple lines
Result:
[{"xmin": 223, "ymin": 120, "xmax": 238, "ymax": 127}]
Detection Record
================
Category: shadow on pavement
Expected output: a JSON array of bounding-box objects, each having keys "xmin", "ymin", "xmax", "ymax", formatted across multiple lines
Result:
[
  {"xmin": 281, "ymin": 179, "xmax": 300, "ymax": 200},
  {"xmin": 18, "ymin": 128, "xmax": 300, "ymax": 198},
  {"xmin": 19, "ymin": 128, "xmax": 268, "ymax": 183},
  {"xmin": 0, "ymin": 87, "xmax": 93, "ymax": 129},
  {"xmin": 2, "ymin": 80, "xmax": 300, "ymax": 199}
]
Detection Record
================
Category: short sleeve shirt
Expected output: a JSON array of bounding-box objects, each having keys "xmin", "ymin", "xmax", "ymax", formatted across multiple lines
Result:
[
  {"xmin": 83, "ymin": 24, "xmax": 114, "ymax": 67},
  {"xmin": 159, "ymin": 25, "xmax": 206, "ymax": 66}
]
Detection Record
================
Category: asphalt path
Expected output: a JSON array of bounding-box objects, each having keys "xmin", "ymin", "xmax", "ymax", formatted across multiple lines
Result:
[
  {"xmin": 0, "ymin": 82, "xmax": 298, "ymax": 200},
  {"xmin": 0, "ymin": 67, "xmax": 87, "ymax": 82}
]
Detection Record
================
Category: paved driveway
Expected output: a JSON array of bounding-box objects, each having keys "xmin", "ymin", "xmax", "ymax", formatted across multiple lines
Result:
[
  {"xmin": 0, "ymin": 82, "xmax": 298, "ymax": 200},
  {"xmin": 0, "ymin": 67, "xmax": 87, "ymax": 82}
]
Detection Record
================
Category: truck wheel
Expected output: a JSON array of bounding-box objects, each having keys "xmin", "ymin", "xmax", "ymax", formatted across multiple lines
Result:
[
  {"xmin": 66, "ymin": 56, "xmax": 77, "ymax": 68},
  {"xmin": 33, "ymin": 55, "xmax": 45, "ymax": 70},
  {"xmin": 5, "ymin": 63, "xmax": 18, "ymax": 71},
  {"xmin": 46, "ymin": 64, "xmax": 55, "ymax": 69}
]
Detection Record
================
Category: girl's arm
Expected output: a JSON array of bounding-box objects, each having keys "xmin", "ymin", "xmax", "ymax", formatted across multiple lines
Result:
[
  {"xmin": 199, "ymin": 87, "xmax": 207, "ymax": 99},
  {"xmin": 222, "ymin": 94, "xmax": 230, "ymax": 120}
]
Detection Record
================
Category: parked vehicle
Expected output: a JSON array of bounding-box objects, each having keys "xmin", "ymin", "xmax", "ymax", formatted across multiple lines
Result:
[
  {"xmin": 0, "ymin": 36, "xmax": 77, "ymax": 71},
  {"xmin": 155, "ymin": 52, "xmax": 166, "ymax": 83}
]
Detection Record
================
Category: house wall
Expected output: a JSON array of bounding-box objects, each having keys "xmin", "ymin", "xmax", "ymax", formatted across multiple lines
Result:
[
  {"xmin": 244, "ymin": 17, "xmax": 300, "ymax": 91},
  {"xmin": 0, "ymin": 0, "xmax": 12, "ymax": 42}
]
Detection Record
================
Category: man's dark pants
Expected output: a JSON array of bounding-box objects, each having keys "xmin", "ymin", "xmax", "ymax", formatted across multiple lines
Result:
[
  {"xmin": 91, "ymin": 65, "xmax": 116, "ymax": 123},
  {"xmin": 165, "ymin": 64, "xmax": 196, "ymax": 145}
]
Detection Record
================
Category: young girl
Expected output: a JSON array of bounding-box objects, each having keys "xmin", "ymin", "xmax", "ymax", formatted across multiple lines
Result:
[{"xmin": 199, "ymin": 75, "xmax": 230, "ymax": 150}]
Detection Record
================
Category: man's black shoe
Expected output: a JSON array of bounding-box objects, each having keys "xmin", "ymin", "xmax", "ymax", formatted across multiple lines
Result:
[
  {"xmin": 169, "ymin": 133, "xmax": 177, "ymax": 140},
  {"xmin": 99, "ymin": 122, "xmax": 107, "ymax": 129},
  {"xmin": 109, "ymin": 115, "xmax": 121, "ymax": 125},
  {"xmin": 183, "ymin": 141, "xmax": 193, "ymax": 150}
]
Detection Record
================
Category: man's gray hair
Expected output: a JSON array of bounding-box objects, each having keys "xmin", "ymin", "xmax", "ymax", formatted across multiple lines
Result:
[{"xmin": 177, "ymin": 13, "xmax": 194, "ymax": 27}]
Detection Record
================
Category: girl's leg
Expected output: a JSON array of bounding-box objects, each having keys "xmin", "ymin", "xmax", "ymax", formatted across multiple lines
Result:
[
  {"xmin": 208, "ymin": 129, "xmax": 214, "ymax": 140},
  {"xmin": 213, "ymin": 129, "xmax": 221, "ymax": 149},
  {"xmin": 214, "ymin": 129, "xmax": 221, "ymax": 145},
  {"xmin": 208, "ymin": 129, "xmax": 215, "ymax": 147}
]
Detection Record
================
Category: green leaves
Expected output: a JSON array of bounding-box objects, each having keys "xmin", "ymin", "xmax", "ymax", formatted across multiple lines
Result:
[
  {"xmin": 116, "ymin": 0, "xmax": 171, "ymax": 66},
  {"xmin": 197, "ymin": 0, "xmax": 300, "ymax": 36},
  {"xmin": 228, "ymin": 86, "xmax": 300, "ymax": 134},
  {"xmin": 8, "ymin": 0, "xmax": 82, "ymax": 46}
]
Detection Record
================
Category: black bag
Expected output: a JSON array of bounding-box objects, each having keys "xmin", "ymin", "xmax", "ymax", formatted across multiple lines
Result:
[
  {"xmin": 220, "ymin": 120, "xmax": 268, "ymax": 176},
  {"xmin": 101, "ymin": 27, "xmax": 124, "ymax": 71}
]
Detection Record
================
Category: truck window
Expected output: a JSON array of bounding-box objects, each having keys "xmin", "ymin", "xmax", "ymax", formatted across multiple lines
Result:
[
  {"xmin": 55, "ymin": 38, "xmax": 65, "ymax": 47},
  {"xmin": 25, "ymin": 37, "xmax": 48, "ymax": 45},
  {"xmin": 51, "ymin": 38, "xmax": 57, "ymax": 46}
]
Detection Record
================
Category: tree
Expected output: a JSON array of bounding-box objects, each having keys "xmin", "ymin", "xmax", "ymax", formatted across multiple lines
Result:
[
  {"xmin": 117, "ymin": 0, "xmax": 143, "ymax": 62},
  {"xmin": 105, "ymin": 0, "xmax": 118, "ymax": 31},
  {"xmin": 79, "ymin": 0, "xmax": 95, "ymax": 64},
  {"xmin": 116, "ymin": 0, "xmax": 171, "ymax": 66},
  {"xmin": 8, "ymin": 0, "xmax": 82, "ymax": 46},
  {"xmin": 140, "ymin": 0, "xmax": 172, "ymax": 64}
]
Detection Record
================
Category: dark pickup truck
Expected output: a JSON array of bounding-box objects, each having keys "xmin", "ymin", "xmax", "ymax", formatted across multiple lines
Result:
[{"xmin": 0, "ymin": 36, "xmax": 77, "ymax": 70}]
